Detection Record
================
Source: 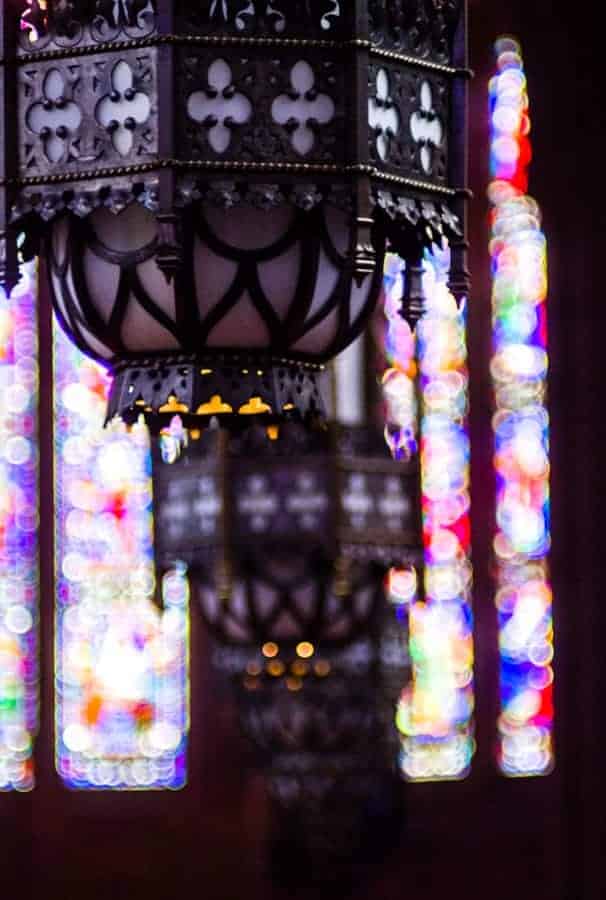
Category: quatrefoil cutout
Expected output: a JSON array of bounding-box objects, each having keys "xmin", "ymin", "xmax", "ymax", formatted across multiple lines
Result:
[
  {"xmin": 27, "ymin": 69, "xmax": 82, "ymax": 164},
  {"xmin": 368, "ymin": 68, "xmax": 400, "ymax": 162},
  {"xmin": 271, "ymin": 60, "xmax": 335, "ymax": 157},
  {"xmin": 187, "ymin": 59, "xmax": 253, "ymax": 155},
  {"xmin": 96, "ymin": 60, "xmax": 151, "ymax": 157},
  {"xmin": 410, "ymin": 81, "xmax": 444, "ymax": 175}
]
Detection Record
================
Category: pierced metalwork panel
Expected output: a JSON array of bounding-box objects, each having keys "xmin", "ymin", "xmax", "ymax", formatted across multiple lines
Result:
[
  {"xmin": 176, "ymin": 1, "xmax": 347, "ymax": 39},
  {"xmin": 108, "ymin": 358, "xmax": 330, "ymax": 435},
  {"xmin": 339, "ymin": 462, "xmax": 420, "ymax": 549},
  {"xmin": 17, "ymin": 0, "xmax": 158, "ymax": 55},
  {"xmin": 199, "ymin": 547, "xmax": 385, "ymax": 650},
  {"xmin": 152, "ymin": 436, "xmax": 223, "ymax": 567},
  {"xmin": 368, "ymin": 63, "xmax": 449, "ymax": 185},
  {"xmin": 368, "ymin": 0, "xmax": 461, "ymax": 64},
  {"xmin": 17, "ymin": 49, "xmax": 158, "ymax": 178},
  {"xmin": 231, "ymin": 458, "xmax": 335, "ymax": 543},
  {"xmin": 152, "ymin": 424, "xmax": 421, "ymax": 570},
  {"xmin": 178, "ymin": 50, "xmax": 346, "ymax": 166},
  {"xmin": 2, "ymin": 0, "xmax": 469, "ymax": 308}
]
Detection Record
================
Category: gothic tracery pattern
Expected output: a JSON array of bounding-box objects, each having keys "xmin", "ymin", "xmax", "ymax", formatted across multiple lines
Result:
[
  {"xmin": 369, "ymin": 0, "xmax": 461, "ymax": 62},
  {"xmin": 207, "ymin": 0, "xmax": 340, "ymax": 30}
]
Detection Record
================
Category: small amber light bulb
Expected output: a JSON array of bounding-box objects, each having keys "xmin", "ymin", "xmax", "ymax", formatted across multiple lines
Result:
[
  {"xmin": 262, "ymin": 642, "xmax": 279, "ymax": 658},
  {"xmin": 314, "ymin": 660, "xmax": 331, "ymax": 677},
  {"xmin": 267, "ymin": 660, "xmax": 285, "ymax": 677},
  {"xmin": 296, "ymin": 641, "xmax": 314, "ymax": 659}
]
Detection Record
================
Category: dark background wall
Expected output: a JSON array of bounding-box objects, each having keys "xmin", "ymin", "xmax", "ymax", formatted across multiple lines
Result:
[
  {"xmin": 468, "ymin": 6, "xmax": 605, "ymax": 899},
  {"xmin": 1, "ymin": 3, "xmax": 604, "ymax": 898}
]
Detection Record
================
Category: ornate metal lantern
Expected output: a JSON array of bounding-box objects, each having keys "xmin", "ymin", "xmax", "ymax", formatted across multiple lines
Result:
[
  {"xmin": 152, "ymin": 420, "xmax": 420, "ymax": 680},
  {"xmin": 152, "ymin": 423, "xmax": 421, "ymax": 629},
  {"xmin": 237, "ymin": 664, "xmax": 407, "ymax": 886},
  {"xmin": 1, "ymin": 0, "xmax": 469, "ymax": 430},
  {"xmin": 152, "ymin": 420, "xmax": 415, "ymax": 876}
]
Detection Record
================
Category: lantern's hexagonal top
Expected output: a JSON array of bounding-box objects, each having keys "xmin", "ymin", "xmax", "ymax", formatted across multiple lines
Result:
[{"xmin": 3, "ymin": 0, "xmax": 466, "ymax": 238}]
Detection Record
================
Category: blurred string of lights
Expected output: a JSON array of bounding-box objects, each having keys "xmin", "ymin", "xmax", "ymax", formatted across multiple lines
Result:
[
  {"xmin": 489, "ymin": 38, "xmax": 553, "ymax": 776},
  {"xmin": 54, "ymin": 324, "xmax": 190, "ymax": 789},
  {"xmin": 384, "ymin": 250, "xmax": 474, "ymax": 781},
  {"xmin": 0, "ymin": 261, "xmax": 38, "ymax": 791}
]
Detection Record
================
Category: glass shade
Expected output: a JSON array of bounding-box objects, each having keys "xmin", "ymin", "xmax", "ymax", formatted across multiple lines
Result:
[{"xmin": 47, "ymin": 200, "xmax": 385, "ymax": 428}]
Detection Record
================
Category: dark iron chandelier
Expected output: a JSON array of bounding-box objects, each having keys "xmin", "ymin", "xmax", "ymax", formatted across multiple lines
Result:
[
  {"xmin": 1, "ymin": 0, "xmax": 469, "ymax": 431},
  {"xmin": 0, "ymin": 0, "xmax": 478, "ymax": 881},
  {"xmin": 152, "ymin": 419, "xmax": 416, "ymax": 877},
  {"xmin": 151, "ymin": 418, "xmax": 420, "ymax": 688}
]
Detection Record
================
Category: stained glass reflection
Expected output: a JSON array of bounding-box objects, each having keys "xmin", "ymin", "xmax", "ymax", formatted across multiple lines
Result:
[
  {"xmin": 384, "ymin": 250, "xmax": 474, "ymax": 781},
  {"xmin": 489, "ymin": 38, "xmax": 554, "ymax": 776},
  {"xmin": 0, "ymin": 262, "xmax": 38, "ymax": 791},
  {"xmin": 54, "ymin": 323, "xmax": 189, "ymax": 789}
]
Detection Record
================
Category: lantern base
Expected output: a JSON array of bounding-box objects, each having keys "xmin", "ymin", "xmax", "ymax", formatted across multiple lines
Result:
[{"xmin": 107, "ymin": 352, "xmax": 330, "ymax": 433}]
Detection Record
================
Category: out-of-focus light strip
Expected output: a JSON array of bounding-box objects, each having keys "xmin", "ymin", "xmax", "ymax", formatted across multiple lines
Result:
[
  {"xmin": 0, "ymin": 262, "xmax": 38, "ymax": 792},
  {"xmin": 489, "ymin": 37, "xmax": 554, "ymax": 777},
  {"xmin": 54, "ymin": 323, "xmax": 189, "ymax": 790},
  {"xmin": 384, "ymin": 250, "xmax": 474, "ymax": 781}
]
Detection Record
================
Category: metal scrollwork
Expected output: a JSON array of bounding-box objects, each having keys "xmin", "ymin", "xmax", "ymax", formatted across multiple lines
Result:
[
  {"xmin": 180, "ymin": 53, "xmax": 342, "ymax": 165},
  {"xmin": 410, "ymin": 80, "xmax": 444, "ymax": 175},
  {"xmin": 368, "ymin": 0, "xmax": 461, "ymax": 63},
  {"xmin": 368, "ymin": 68, "xmax": 401, "ymax": 163},
  {"xmin": 368, "ymin": 63, "xmax": 448, "ymax": 185},
  {"xmin": 20, "ymin": 0, "xmax": 83, "ymax": 48},
  {"xmin": 20, "ymin": 0, "xmax": 50, "ymax": 45},
  {"xmin": 18, "ymin": 48, "xmax": 156, "ymax": 177},
  {"xmin": 180, "ymin": 0, "xmax": 342, "ymax": 35},
  {"xmin": 91, "ymin": 0, "xmax": 156, "ymax": 41},
  {"xmin": 186, "ymin": 59, "xmax": 253, "ymax": 155},
  {"xmin": 271, "ymin": 61, "xmax": 336, "ymax": 157},
  {"xmin": 26, "ymin": 68, "xmax": 82, "ymax": 166},
  {"xmin": 97, "ymin": 60, "xmax": 152, "ymax": 157},
  {"xmin": 18, "ymin": 0, "xmax": 157, "ymax": 51}
]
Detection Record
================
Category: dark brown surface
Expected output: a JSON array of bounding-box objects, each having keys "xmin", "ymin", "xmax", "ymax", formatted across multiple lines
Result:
[{"xmin": 1, "ymin": 3, "xmax": 603, "ymax": 898}]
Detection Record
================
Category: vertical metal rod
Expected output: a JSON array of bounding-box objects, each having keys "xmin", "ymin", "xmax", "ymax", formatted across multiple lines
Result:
[
  {"xmin": 405, "ymin": 257, "xmax": 426, "ymax": 604},
  {"xmin": 351, "ymin": 0, "xmax": 376, "ymax": 285},
  {"xmin": 448, "ymin": 0, "xmax": 472, "ymax": 304},
  {"xmin": 155, "ymin": 0, "xmax": 181, "ymax": 284},
  {"xmin": 0, "ymin": 1, "xmax": 20, "ymax": 292}
]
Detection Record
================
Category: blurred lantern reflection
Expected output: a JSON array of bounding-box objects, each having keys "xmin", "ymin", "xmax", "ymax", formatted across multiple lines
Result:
[
  {"xmin": 0, "ymin": 261, "xmax": 38, "ymax": 791},
  {"xmin": 152, "ymin": 422, "xmax": 418, "ymax": 872},
  {"xmin": 489, "ymin": 38, "xmax": 553, "ymax": 777},
  {"xmin": 54, "ymin": 324, "xmax": 189, "ymax": 789}
]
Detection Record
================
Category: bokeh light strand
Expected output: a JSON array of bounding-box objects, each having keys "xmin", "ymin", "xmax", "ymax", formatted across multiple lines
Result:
[
  {"xmin": 489, "ymin": 37, "xmax": 554, "ymax": 777},
  {"xmin": 54, "ymin": 324, "xmax": 189, "ymax": 790},
  {"xmin": 385, "ymin": 249, "xmax": 475, "ymax": 781},
  {"xmin": 0, "ymin": 262, "xmax": 38, "ymax": 792}
]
